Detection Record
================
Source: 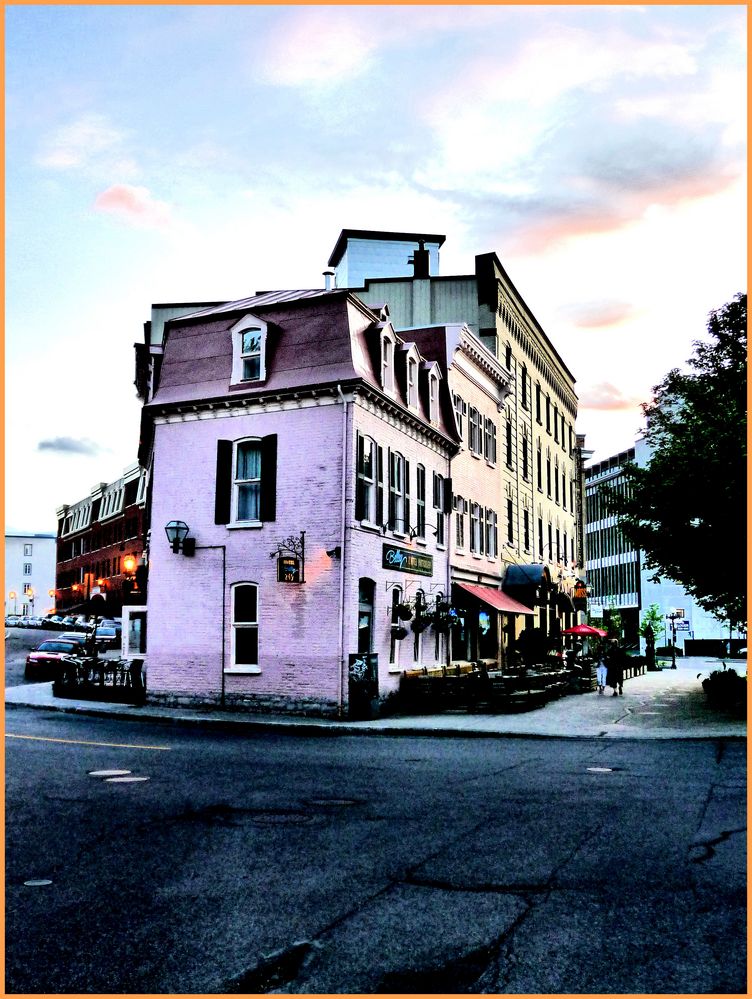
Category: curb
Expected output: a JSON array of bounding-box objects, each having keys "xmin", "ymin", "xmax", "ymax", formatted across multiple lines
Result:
[{"xmin": 5, "ymin": 694, "xmax": 746, "ymax": 741}]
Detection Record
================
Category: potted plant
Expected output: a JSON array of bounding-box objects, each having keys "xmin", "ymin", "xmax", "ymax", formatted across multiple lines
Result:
[
  {"xmin": 395, "ymin": 602, "xmax": 413, "ymax": 621},
  {"xmin": 390, "ymin": 625, "xmax": 409, "ymax": 640}
]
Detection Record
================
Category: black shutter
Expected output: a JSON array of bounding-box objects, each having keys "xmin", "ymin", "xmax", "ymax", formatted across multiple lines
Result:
[
  {"xmin": 259, "ymin": 434, "xmax": 277, "ymax": 522},
  {"xmin": 214, "ymin": 440, "xmax": 233, "ymax": 525},
  {"xmin": 443, "ymin": 476, "xmax": 453, "ymax": 514},
  {"xmin": 354, "ymin": 434, "xmax": 366, "ymax": 521},
  {"xmin": 376, "ymin": 445, "xmax": 384, "ymax": 526},
  {"xmin": 387, "ymin": 451, "xmax": 396, "ymax": 530},
  {"xmin": 404, "ymin": 460, "xmax": 411, "ymax": 534}
]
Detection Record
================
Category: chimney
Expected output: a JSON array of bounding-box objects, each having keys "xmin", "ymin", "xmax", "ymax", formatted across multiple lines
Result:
[
  {"xmin": 323, "ymin": 268, "xmax": 335, "ymax": 291},
  {"xmin": 408, "ymin": 240, "xmax": 430, "ymax": 279}
]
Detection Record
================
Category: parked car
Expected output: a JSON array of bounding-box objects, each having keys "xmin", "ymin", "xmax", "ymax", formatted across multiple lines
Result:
[
  {"xmin": 61, "ymin": 615, "xmax": 78, "ymax": 628},
  {"xmin": 60, "ymin": 632, "xmax": 90, "ymax": 647},
  {"xmin": 25, "ymin": 640, "xmax": 83, "ymax": 680},
  {"xmin": 26, "ymin": 616, "xmax": 44, "ymax": 628},
  {"xmin": 5, "ymin": 616, "xmax": 21, "ymax": 627},
  {"xmin": 94, "ymin": 626, "xmax": 120, "ymax": 651},
  {"xmin": 45, "ymin": 615, "xmax": 66, "ymax": 629}
]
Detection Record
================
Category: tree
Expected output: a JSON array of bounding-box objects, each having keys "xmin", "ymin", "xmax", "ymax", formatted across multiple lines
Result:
[
  {"xmin": 607, "ymin": 294, "xmax": 746, "ymax": 626},
  {"xmin": 639, "ymin": 603, "xmax": 664, "ymax": 640}
]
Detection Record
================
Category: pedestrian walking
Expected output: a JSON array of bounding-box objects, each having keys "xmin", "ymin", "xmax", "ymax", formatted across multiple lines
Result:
[
  {"xmin": 596, "ymin": 656, "xmax": 608, "ymax": 694},
  {"xmin": 606, "ymin": 640, "xmax": 624, "ymax": 696}
]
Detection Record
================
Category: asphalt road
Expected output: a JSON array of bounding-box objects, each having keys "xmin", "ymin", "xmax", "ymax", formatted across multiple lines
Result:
[{"xmin": 5, "ymin": 708, "xmax": 746, "ymax": 994}]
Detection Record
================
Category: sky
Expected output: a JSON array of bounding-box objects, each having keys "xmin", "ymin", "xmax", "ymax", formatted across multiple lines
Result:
[{"xmin": 5, "ymin": 4, "xmax": 747, "ymax": 533}]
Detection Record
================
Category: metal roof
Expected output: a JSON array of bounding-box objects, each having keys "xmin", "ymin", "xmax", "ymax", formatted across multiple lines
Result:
[{"xmin": 172, "ymin": 289, "xmax": 340, "ymax": 322}]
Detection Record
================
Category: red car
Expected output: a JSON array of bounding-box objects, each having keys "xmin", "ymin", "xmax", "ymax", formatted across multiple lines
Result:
[{"xmin": 25, "ymin": 640, "xmax": 81, "ymax": 680}]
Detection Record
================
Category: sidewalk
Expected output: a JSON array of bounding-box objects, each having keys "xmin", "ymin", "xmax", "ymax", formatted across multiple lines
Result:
[{"xmin": 5, "ymin": 658, "xmax": 746, "ymax": 740}]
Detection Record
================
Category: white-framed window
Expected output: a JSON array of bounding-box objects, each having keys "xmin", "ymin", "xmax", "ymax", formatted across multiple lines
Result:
[
  {"xmin": 555, "ymin": 459, "xmax": 560, "ymax": 503},
  {"xmin": 230, "ymin": 315, "xmax": 267, "ymax": 384},
  {"xmin": 468, "ymin": 407, "xmax": 481, "ymax": 454},
  {"xmin": 230, "ymin": 582, "xmax": 260, "ymax": 672},
  {"xmin": 23, "ymin": 563, "xmax": 32, "ymax": 575},
  {"xmin": 234, "ymin": 440, "xmax": 262, "ymax": 524},
  {"xmin": 433, "ymin": 472, "xmax": 445, "ymax": 545},
  {"xmin": 485, "ymin": 508, "xmax": 498, "ymax": 558},
  {"xmin": 470, "ymin": 501, "xmax": 482, "ymax": 553},
  {"xmin": 453, "ymin": 393, "xmax": 466, "ymax": 438},
  {"xmin": 428, "ymin": 371, "xmax": 439, "ymax": 424},
  {"xmin": 507, "ymin": 499, "xmax": 514, "ymax": 544},
  {"xmin": 505, "ymin": 416, "xmax": 513, "ymax": 467},
  {"xmin": 523, "ymin": 509, "xmax": 531, "ymax": 552},
  {"xmin": 356, "ymin": 434, "xmax": 378, "ymax": 523},
  {"xmin": 23, "ymin": 544, "xmax": 32, "ymax": 557},
  {"xmin": 382, "ymin": 334, "xmax": 395, "ymax": 393},
  {"xmin": 562, "ymin": 470, "xmax": 567, "ymax": 509},
  {"xmin": 416, "ymin": 464, "xmax": 426, "ymax": 539},
  {"xmin": 388, "ymin": 451, "xmax": 407, "ymax": 533},
  {"xmin": 485, "ymin": 418, "xmax": 497, "ymax": 465},
  {"xmin": 407, "ymin": 356, "xmax": 419, "ymax": 410},
  {"xmin": 454, "ymin": 495, "xmax": 466, "ymax": 549}
]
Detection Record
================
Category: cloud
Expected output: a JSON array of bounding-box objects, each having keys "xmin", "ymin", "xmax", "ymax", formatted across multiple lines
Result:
[
  {"xmin": 37, "ymin": 436, "xmax": 103, "ymax": 456},
  {"xmin": 93, "ymin": 184, "xmax": 174, "ymax": 229},
  {"xmin": 578, "ymin": 383, "xmax": 646, "ymax": 412},
  {"xmin": 256, "ymin": 10, "xmax": 379, "ymax": 86},
  {"xmin": 36, "ymin": 113, "xmax": 135, "ymax": 174},
  {"xmin": 563, "ymin": 301, "xmax": 638, "ymax": 329}
]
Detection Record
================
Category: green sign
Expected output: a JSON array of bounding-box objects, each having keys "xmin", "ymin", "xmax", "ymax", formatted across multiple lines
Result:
[{"xmin": 382, "ymin": 544, "xmax": 433, "ymax": 577}]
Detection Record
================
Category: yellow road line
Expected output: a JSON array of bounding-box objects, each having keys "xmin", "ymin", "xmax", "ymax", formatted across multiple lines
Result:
[{"xmin": 5, "ymin": 734, "xmax": 170, "ymax": 751}]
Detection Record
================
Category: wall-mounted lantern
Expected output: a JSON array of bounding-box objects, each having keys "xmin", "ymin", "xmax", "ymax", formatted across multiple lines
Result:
[{"xmin": 165, "ymin": 520, "xmax": 195, "ymax": 556}]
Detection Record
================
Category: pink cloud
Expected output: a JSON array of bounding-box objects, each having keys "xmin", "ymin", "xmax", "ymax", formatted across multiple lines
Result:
[
  {"xmin": 565, "ymin": 301, "xmax": 638, "ymax": 329},
  {"xmin": 93, "ymin": 184, "xmax": 173, "ymax": 229},
  {"xmin": 578, "ymin": 382, "xmax": 646, "ymax": 412}
]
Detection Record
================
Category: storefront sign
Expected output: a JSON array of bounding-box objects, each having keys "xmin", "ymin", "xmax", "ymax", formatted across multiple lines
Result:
[
  {"xmin": 277, "ymin": 555, "xmax": 301, "ymax": 583},
  {"xmin": 382, "ymin": 544, "xmax": 433, "ymax": 577},
  {"xmin": 573, "ymin": 581, "xmax": 588, "ymax": 611}
]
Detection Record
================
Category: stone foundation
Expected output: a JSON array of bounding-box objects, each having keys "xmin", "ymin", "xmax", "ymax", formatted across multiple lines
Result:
[{"xmin": 146, "ymin": 688, "xmax": 341, "ymax": 718}]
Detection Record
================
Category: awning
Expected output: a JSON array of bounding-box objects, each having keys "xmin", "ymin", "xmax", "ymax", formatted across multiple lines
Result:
[
  {"xmin": 454, "ymin": 582, "xmax": 535, "ymax": 615},
  {"xmin": 556, "ymin": 592, "xmax": 576, "ymax": 614},
  {"xmin": 502, "ymin": 563, "xmax": 551, "ymax": 607}
]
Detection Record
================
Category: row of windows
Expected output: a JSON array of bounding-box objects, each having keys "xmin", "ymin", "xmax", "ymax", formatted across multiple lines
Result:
[
  {"xmin": 498, "ymin": 298, "xmax": 576, "ymax": 419},
  {"xmin": 355, "ymin": 434, "xmax": 448, "ymax": 543},
  {"xmin": 587, "ymin": 560, "xmax": 640, "ymax": 601},
  {"xmin": 586, "ymin": 477, "xmax": 630, "ymax": 525},
  {"xmin": 58, "ymin": 518, "xmax": 141, "ymax": 560},
  {"xmin": 586, "ymin": 523, "xmax": 636, "ymax": 561},
  {"xmin": 453, "ymin": 396, "xmax": 498, "ymax": 464},
  {"xmin": 452, "ymin": 497, "xmax": 500, "ymax": 557}
]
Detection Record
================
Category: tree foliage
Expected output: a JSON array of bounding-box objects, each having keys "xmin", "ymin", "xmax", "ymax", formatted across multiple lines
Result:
[
  {"xmin": 606, "ymin": 294, "xmax": 747, "ymax": 626},
  {"xmin": 639, "ymin": 603, "xmax": 664, "ymax": 640}
]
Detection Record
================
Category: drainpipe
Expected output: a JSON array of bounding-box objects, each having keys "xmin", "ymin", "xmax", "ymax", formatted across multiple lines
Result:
[{"xmin": 336, "ymin": 384, "xmax": 348, "ymax": 716}]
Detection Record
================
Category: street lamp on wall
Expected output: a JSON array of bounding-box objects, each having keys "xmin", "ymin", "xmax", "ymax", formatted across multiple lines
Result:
[{"xmin": 164, "ymin": 520, "xmax": 195, "ymax": 555}]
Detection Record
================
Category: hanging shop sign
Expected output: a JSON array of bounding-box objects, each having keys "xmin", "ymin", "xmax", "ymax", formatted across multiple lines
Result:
[
  {"xmin": 277, "ymin": 555, "xmax": 301, "ymax": 583},
  {"xmin": 382, "ymin": 544, "xmax": 433, "ymax": 577},
  {"xmin": 573, "ymin": 581, "xmax": 588, "ymax": 611}
]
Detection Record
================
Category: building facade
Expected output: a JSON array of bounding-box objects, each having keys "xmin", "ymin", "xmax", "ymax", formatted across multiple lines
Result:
[
  {"xmin": 5, "ymin": 533, "xmax": 57, "ymax": 618},
  {"xmin": 329, "ymin": 230, "xmax": 585, "ymax": 644},
  {"xmin": 55, "ymin": 464, "xmax": 148, "ymax": 618},
  {"xmin": 140, "ymin": 291, "xmax": 461, "ymax": 715}
]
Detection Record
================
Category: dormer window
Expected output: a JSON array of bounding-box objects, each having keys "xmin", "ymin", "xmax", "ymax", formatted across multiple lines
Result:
[
  {"xmin": 230, "ymin": 315, "xmax": 268, "ymax": 384},
  {"xmin": 428, "ymin": 370, "xmax": 439, "ymax": 424},
  {"xmin": 407, "ymin": 357, "xmax": 418, "ymax": 409},
  {"xmin": 382, "ymin": 335, "xmax": 395, "ymax": 393}
]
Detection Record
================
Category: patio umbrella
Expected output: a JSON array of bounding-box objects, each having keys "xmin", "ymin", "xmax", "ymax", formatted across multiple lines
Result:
[{"xmin": 563, "ymin": 623, "xmax": 608, "ymax": 637}]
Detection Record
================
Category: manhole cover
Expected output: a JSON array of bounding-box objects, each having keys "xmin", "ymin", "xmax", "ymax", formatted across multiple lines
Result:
[
  {"xmin": 105, "ymin": 776, "xmax": 150, "ymax": 783},
  {"xmin": 89, "ymin": 769, "xmax": 132, "ymax": 777},
  {"xmin": 24, "ymin": 879, "xmax": 52, "ymax": 887},
  {"xmin": 252, "ymin": 812, "xmax": 313, "ymax": 826}
]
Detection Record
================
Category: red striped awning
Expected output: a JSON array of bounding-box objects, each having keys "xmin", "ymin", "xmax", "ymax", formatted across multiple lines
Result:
[{"xmin": 454, "ymin": 582, "xmax": 535, "ymax": 615}]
